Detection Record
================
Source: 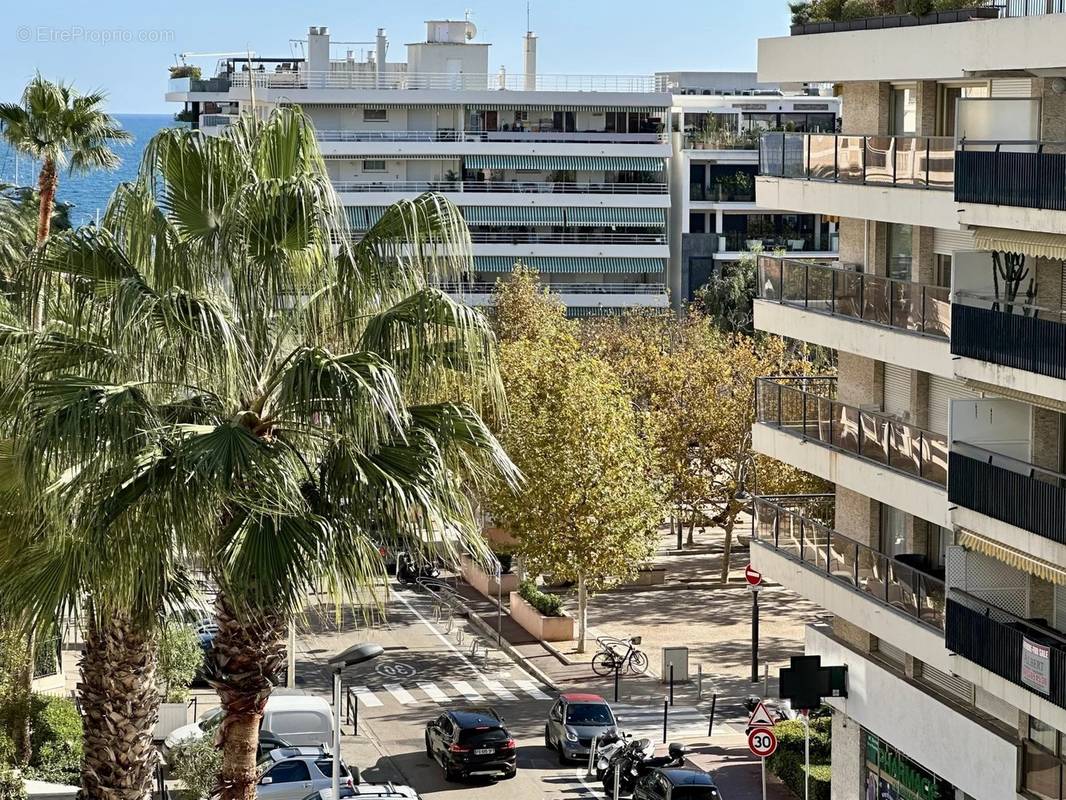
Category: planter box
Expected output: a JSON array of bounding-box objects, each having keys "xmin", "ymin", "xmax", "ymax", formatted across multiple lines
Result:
[
  {"xmin": 154, "ymin": 702, "xmax": 191, "ymax": 740},
  {"xmin": 792, "ymin": 7, "xmax": 996, "ymax": 35},
  {"xmin": 625, "ymin": 567, "xmax": 668, "ymax": 587},
  {"xmin": 509, "ymin": 592, "xmax": 574, "ymax": 642},
  {"xmin": 461, "ymin": 556, "xmax": 520, "ymax": 599}
]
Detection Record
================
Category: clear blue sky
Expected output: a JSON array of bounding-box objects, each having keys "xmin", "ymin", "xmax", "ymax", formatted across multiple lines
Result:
[{"xmin": 4, "ymin": 0, "xmax": 790, "ymax": 114}]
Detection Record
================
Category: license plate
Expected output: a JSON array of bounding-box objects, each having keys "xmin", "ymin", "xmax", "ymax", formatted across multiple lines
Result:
[{"xmin": 474, "ymin": 748, "xmax": 494, "ymax": 755}]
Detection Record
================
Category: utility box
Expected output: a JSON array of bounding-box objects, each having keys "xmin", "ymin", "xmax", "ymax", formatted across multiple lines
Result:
[{"xmin": 661, "ymin": 647, "xmax": 689, "ymax": 684}]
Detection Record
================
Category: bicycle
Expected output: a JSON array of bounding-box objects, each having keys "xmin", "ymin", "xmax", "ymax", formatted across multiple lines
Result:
[{"xmin": 591, "ymin": 636, "xmax": 648, "ymax": 676}]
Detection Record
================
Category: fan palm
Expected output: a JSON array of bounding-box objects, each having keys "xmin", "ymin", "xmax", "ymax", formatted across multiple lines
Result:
[{"xmin": 15, "ymin": 107, "xmax": 516, "ymax": 800}]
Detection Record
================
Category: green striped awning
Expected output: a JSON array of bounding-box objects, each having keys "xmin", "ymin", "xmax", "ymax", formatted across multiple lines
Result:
[
  {"xmin": 565, "ymin": 207, "xmax": 666, "ymax": 227},
  {"xmin": 461, "ymin": 206, "xmax": 564, "ymax": 225},
  {"xmin": 474, "ymin": 256, "xmax": 666, "ymax": 275},
  {"xmin": 345, "ymin": 206, "xmax": 387, "ymax": 231},
  {"xmin": 463, "ymin": 155, "xmax": 664, "ymax": 172}
]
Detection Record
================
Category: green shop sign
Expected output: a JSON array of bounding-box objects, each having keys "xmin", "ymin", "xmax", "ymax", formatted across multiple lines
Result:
[{"xmin": 865, "ymin": 733, "xmax": 949, "ymax": 800}]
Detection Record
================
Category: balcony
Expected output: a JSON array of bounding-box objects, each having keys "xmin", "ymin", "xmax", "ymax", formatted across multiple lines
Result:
[
  {"xmin": 756, "ymin": 133, "xmax": 958, "ymax": 227},
  {"xmin": 947, "ymin": 588, "xmax": 1066, "ymax": 712},
  {"xmin": 435, "ymin": 281, "xmax": 670, "ymax": 309},
  {"xmin": 949, "ymin": 441, "xmax": 1066, "ymax": 551},
  {"xmin": 955, "ymin": 140, "xmax": 1066, "ymax": 234},
  {"xmin": 230, "ymin": 70, "xmax": 658, "ymax": 93},
  {"xmin": 466, "ymin": 231, "xmax": 665, "ymax": 245},
  {"xmin": 753, "ymin": 496, "xmax": 947, "ymax": 631},
  {"xmin": 332, "ymin": 180, "xmax": 669, "ymax": 196},
  {"xmin": 951, "ymin": 292, "xmax": 1066, "ymax": 402},
  {"xmin": 689, "ymin": 184, "xmax": 756, "ymax": 204},
  {"xmin": 317, "ymin": 130, "xmax": 668, "ymax": 145}
]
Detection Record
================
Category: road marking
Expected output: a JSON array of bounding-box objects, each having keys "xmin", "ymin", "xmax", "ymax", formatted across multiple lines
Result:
[
  {"xmin": 449, "ymin": 680, "xmax": 485, "ymax": 701},
  {"xmin": 417, "ymin": 681, "xmax": 450, "ymax": 703},
  {"xmin": 352, "ymin": 686, "xmax": 383, "ymax": 707},
  {"xmin": 482, "ymin": 678, "xmax": 518, "ymax": 700},
  {"xmin": 514, "ymin": 679, "xmax": 552, "ymax": 700},
  {"xmin": 384, "ymin": 684, "xmax": 417, "ymax": 705},
  {"xmin": 393, "ymin": 589, "xmax": 483, "ymax": 677}
]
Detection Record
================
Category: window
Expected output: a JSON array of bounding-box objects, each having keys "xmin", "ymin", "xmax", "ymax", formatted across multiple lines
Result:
[
  {"xmin": 265, "ymin": 761, "xmax": 311, "ymax": 784},
  {"xmin": 890, "ymin": 87, "xmax": 917, "ymax": 135},
  {"xmin": 935, "ymin": 254, "xmax": 953, "ymax": 289},
  {"xmin": 314, "ymin": 759, "xmax": 350, "ymax": 779},
  {"xmin": 269, "ymin": 710, "xmax": 329, "ymax": 737},
  {"xmin": 886, "ymin": 223, "xmax": 913, "ymax": 280},
  {"xmin": 879, "ymin": 504, "xmax": 906, "ymax": 557},
  {"xmin": 362, "ymin": 108, "xmax": 387, "ymax": 122},
  {"xmin": 458, "ymin": 727, "xmax": 509, "ymax": 745},
  {"xmin": 565, "ymin": 704, "xmax": 614, "ymax": 726},
  {"xmin": 362, "ymin": 160, "xmax": 387, "ymax": 172},
  {"xmin": 689, "ymin": 213, "xmax": 706, "ymax": 234}
]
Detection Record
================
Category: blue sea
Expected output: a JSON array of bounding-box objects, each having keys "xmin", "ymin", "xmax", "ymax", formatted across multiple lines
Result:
[{"xmin": 0, "ymin": 113, "xmax": 175, "ymax": 227}]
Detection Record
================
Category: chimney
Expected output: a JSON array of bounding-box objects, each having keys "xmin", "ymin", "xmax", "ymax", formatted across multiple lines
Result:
[
  {"xmin": 307, "ymin": 26, "xmax": 330, "ymax": 78},
  {"xmin": 375, "ymin": 28, "xmax": 388, "ymax": 88},
  {"xmin": 523, "ymin": 31, "xmax": 538, "ymax": 91}
]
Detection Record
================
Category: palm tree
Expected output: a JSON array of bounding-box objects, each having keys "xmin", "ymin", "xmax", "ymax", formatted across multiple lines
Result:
[
  {"xmin": 18, "ymin": 108, "xmax": 517, "ymax": 800},
  {"xmin": 0, "ymin": 75, "xmax": 130, "ymax": 247}
]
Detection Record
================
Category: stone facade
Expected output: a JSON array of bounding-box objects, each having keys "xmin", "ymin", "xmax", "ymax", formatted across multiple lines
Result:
[
  {"xmin": 830, "ymin": 709, "xmax": 863, "ymax": 800},
  {"xmin": 841, "ymin": 81, "xmax": 890, "ymax": 135}
]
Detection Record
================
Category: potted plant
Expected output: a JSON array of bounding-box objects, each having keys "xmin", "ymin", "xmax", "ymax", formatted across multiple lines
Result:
[
  {"xmin": 169, "ymin": 64, "xmax": 202, "ymax": 80},
  {"xmin": 493, "ymin": 544, "xmax": 516, "ymax": 575},
  {"xmin": 510, "ymin": 580, "xmax": 574, "ymax": 642}
]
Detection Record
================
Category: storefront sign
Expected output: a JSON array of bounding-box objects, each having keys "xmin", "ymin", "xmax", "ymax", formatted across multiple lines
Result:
[
  {"xmin": 1022, "ymin": 637, "xmax": 1051, "ymax": 695},
  {"xmin": 865, "ymin": 732, "xmax": 953, "ymax": 800}
]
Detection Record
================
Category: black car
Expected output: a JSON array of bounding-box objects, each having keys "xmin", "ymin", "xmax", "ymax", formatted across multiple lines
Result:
[
  {"xmin": 633, "ymin": 768, "xmax": 722, "ymax": 800},
  {"xmin": 424, "ymin": 708, "xmax": 517, "ymax": 782}
]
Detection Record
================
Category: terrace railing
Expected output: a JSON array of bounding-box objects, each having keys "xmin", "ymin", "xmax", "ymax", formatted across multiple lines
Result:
[
  {"xmin": 331, "ymin": 180, "xmax": 669, "ymax": 195},
  {"xmin": 955, "ymin": 140, "xmax": 1066, "ymax": 212}
]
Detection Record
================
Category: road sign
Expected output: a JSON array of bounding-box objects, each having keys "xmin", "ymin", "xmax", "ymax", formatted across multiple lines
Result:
[
  {"xmin": 748, "ymin": 727, "xmax": 778, "ymax": 758},
  {"xmin": 746, "ymin": 700, "xmax": 775, "ymax": 730},
  {"xmin": 745, "ymin": 564, "xmax": 763, "ymax": 587}
]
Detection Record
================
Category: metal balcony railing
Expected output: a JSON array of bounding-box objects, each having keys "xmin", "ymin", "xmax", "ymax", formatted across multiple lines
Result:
[
  {"xmin": 760, "ymin": 133, "xmax": 955, "ymax": 190},
  {"xmin": 753, "ymin": 496, "xmax": 946, "ymax": 631},
  {"xmin": 998, "ymin": 0, "xmax": 1066, "ymax": 15},
  {"xmin": 955, "ymin": 140, "xmax": 1066, "ymax": 212},
  {"xmin": 951, "ymin": 291, "xmax": 1066, "ymax": 380},
  {"xmin": 316, "ymin": 130, "xmax": 668, "ymax": 144},
  {"xmin": 435, "ymin": 282, "xmax": 667, "ymax": 295},
  {"xmin": 231, "ymin": 70, "xmax": 658, "ymax": 93},
  {"xmin": 467, "ymin": 231, "xmax": 666, "ymax": 245},
  {"xmin": 756, "ymin": 376, "xmax": 949, "ymax": 485},
  {"xmin": 758, "ymin": 256, "xmax": 952, "ymax": 338},
  {"xmin": 689, "ymin": 184, "xmax": 756, "ymax": 203},
  {"xmin": 947, "ymin": 589, "xmax": 1066, "ymax": 709},
  {"xmin": 331, "ymin": 180, "xmax": 669, "ymax": 195},
  {"xmin": 949, "ymin": 441, "xmax": 1066, "ymax": 545}
]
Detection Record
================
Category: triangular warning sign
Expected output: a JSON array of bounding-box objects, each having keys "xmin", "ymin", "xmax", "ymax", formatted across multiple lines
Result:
[{"xmin": 746, "ymin": 701, "xmax": 775, "ymax": 730}]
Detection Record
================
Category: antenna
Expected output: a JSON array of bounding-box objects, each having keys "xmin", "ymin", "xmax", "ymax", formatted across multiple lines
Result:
[{"xmin": 527, "ymin": 0, "xmax": 532, "ymax": 31}]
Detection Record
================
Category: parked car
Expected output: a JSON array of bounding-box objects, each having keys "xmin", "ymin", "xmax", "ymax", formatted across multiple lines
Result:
[
  {"xmin": 163, "ymin": 694, "xmax": 334, "ymax": 760},
  {"xmin": 301, "ymin": 784, "xmax": 422, "ymax": 800},
  {"xmin": 632, "ymin": 768, "xmax": 722, "ymax": 800},
  {"xmin": 545, "ymin": 693, "xmax": 618, "ymax": 763},
  {"xmin": 424, "ymin": 708, "xmax": 517, "ymax": 781},
  {"xmin": 256, "ymin": 747, "xmax": 355, "ymax": 800}
]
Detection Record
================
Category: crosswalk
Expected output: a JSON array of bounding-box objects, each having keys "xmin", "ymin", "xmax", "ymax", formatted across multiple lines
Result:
[
  {"xmin": 349, "ymin": 675, "xmax": 554, "ymax": 708},
  {"xmin": 612, "ymin": 703, "xmax": 711, "ymax": 742}
]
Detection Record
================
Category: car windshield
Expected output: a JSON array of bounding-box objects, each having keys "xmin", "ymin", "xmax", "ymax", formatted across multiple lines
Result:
[
  {"xmin": 566, "ymin": 704, "xmax": 613, "ymax": 726},
  {"xmin": 314, "ymin": 759, "xmax": 351, "ymax": 778},
  {"xmin": 671, "ymin": 787, "xmax": 718, "ymax": 800},
  {"xmin": 458, "ymin": 727, "xmax": 508, "ymax": 745},
  {"xmin": 200, "ymin": 708, "xmax": 224, "ymax": 732}
]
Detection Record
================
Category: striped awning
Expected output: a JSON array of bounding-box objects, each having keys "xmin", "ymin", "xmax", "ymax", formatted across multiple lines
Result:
[
  {"xmin": 462, "ymin": 206, "xmax": 564, "ymax": 225},
  {"xmin": 474, "ymin": 256, "xmax": 666, "ymax": 275},
  {"xmin": 974, "ymin": 227, "xmax": 1066, "ymax": 261},
  {"xmin": 958, "ymin": 529, "xmax": 1066, "ymax": 585},
  {"xmin": 464, "ymin": 155, "xmax": 665, "ymax": 172},
  {"xmin": 565, "ymin": 207, "xmax": 666, "ymax": 227},
  {"xmin": 346, "ymin": 206, "xmax": 387, "ymax": 231}
]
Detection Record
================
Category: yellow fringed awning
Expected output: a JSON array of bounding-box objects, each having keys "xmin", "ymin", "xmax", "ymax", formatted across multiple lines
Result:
[
  {"xmin": 958, "ymin": 529, "xmax": 1066, "ymax": 585},
  {"xmin": 973, "ymin": 227, "xmax": 1066, "ymax": 261}
]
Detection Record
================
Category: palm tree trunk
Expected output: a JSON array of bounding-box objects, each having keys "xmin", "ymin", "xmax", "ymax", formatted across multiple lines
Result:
[
  {"xmin": 211, "ymin": 592, "xmax": 288, "ymax": 800},
  {"xmin": 79, "ymin": 609, "xmax": 159, "ymax": 800},
  {"xmin": 35, "ymin": 158, "xmax": 57, "ymax": 246},
  {"xmin": 576, "ymin": 575, "xmax": 587, "ymax": 655}
]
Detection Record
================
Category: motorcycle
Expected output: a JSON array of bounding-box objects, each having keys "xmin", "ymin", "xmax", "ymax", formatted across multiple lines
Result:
[
  {"xmin": 396, "ymin": 552, "xmax": 440, "ymax": 585},
  {"xmin": 601, "ymin": 739, "xmax": 687, "ymax": 796},
  {"xmin": 593, "ymin": 730, "xmax": 628, "ymax": 781}
]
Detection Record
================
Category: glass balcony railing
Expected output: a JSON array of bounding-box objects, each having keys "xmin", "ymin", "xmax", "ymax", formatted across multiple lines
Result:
[
  {"xmin": 756, "ymin": 376, "xmax": 949, "ymax": 486},
  {"xmin": 758, "ymin": 256, "xmax": 951, "ymax": 338},
  {"xmin": 760, "ymin": 133, "xmax": 955, "ymax": 190},
  {"xmin": 753, "ymin": 496, "xmax": 946, "ymax": 631}
]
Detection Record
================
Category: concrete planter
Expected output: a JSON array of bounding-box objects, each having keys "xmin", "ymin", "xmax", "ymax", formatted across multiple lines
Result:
[
  {"xmin": 461, "ymin": 556, "xmax": 520, "ymax": 599},
  {"xmin": 509, "ymin": 592, "xmax": 574, "ymax": 642},
  {"xmin": 154, "ymin": 702, "xmax": 190, "ymax": 740},
  {"xmin": 626, "ymin": 566, "xmax": 667, "ymax": 587}
]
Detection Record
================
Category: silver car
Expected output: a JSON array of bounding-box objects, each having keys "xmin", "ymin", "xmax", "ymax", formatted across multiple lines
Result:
[
  {"xmin": 544, "ymin": 693, "xmax": 618, "ymax": 763},
  {"xmin": 257, "ymin": 747, "xmax": 354, "ymax": 800}
]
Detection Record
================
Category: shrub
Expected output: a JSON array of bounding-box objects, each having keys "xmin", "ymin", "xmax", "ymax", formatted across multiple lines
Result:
[
  {"xmin": 518, "ymin": 580, "xmax": 563, "ymax": 617},
  {"xmin": 169, "ymin": 65, "xmax": 202, "ymax": 80},
  {"xmin": 24, "ymin": 696, "xmax": 81, "ymax": 786},
  {"xmin": 158, "ymin": 624, "xmax": 204, "ymax": 703},
  {"xmin": 766, "ymin": 714, "xmax": 832, "ymax": 800},
  {"xmin": 841, "ymin": 0, "xmax": 882, "ymax": 18},
  {"xmin": 170, "ymin": 737, "xmax": 223, "ymax": 800},
  {"xmin": 0, "ymin": 769, "xmax": 25, "ymax": 800}
]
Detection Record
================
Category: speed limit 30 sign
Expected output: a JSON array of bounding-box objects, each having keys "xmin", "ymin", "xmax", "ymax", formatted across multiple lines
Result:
[{"xmin": 748, "ymin": 727, "xmax": 778, "ymax": 758}]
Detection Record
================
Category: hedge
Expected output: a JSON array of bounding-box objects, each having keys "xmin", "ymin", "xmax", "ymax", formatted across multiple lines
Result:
[
  {"xmin": 766, "ymin": 715, "xmax": 832, "ymax": 800},
  {"xmin": 24, "ymin": 696, "xmax": 82, "ymax": 785},
  {"xmin": 518, "ymin": 580, "xmax": 564, "ymax": 617}
]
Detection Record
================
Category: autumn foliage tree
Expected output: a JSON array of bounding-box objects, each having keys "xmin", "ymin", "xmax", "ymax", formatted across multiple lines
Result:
[{"xmin": 488, "ymin": 269, "xmax": 662, "ymax": 652}]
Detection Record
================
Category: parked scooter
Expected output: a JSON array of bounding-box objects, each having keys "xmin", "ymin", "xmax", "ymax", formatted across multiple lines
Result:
[
  {"xmin": 601, "ymin": 739, "xmax": 687, "ymax": 796},
  {"xmin": 396, "ymin": 552, "xmax": 441, "ymax": 585},
  {"xmin": 593, "ymin": 730, "xmax": 628, "ymax": 781}
]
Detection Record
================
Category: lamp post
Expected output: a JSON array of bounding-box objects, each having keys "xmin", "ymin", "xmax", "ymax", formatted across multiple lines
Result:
[{"xmin": 327, "ymin": 643, "xmax": 384, "ymax": 799}]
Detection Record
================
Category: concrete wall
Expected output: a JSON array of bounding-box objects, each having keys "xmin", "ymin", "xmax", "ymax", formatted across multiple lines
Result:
[
  {"xmin": 830, "ymin": 709, "xmax": 862, "ymax": 800},
  {"xmin": 840, "ymin": 82, "xmax": 889, "ymax": 135}
]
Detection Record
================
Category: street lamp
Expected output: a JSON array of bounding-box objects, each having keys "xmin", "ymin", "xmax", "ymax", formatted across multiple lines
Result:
[{"xmin": 327, "ymin": 643, "xmax": 384, "ymax": 798}]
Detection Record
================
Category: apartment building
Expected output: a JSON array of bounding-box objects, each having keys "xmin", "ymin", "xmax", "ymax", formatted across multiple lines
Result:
[
  {"xmin": 748, "ymin": 3, "xmax": 1066, "ymax": 799},
  {"xmin": 166, "ymin": 20, "xmax": 672, "ymax": 317},
  {"xmin": 661, "ymin": 71, "xmax": 841, "ymax": 307}
]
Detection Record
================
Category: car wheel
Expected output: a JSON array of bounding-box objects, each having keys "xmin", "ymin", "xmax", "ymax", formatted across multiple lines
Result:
[
  {"xmin": 557, "ymin": 745, "xmax": 568, "ymax": 765},
  {"xmin": 442, "ymin": 762, "xmax": 460, "ymax": 783},
  {"xmin": 544, "ymin": 725, "xmax": 554, "ymax": 751},
  {"xmin": 502, "ymin": 768, "xmax": 517, "ymax": 780}
]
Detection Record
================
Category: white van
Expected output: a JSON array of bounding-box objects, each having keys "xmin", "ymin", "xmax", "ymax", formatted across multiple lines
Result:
[{"xmin": 162, "ymin": 693, "xmax": 334, "ymax": 759}]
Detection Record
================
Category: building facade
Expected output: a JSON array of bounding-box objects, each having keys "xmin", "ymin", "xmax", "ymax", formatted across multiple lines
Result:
[
  {"xmin": 166, "ymin": 20, "xmax": 672, "ymax": 316},
  {"xmin": 751, "ymin": 6, "xmax": 1066, "ymax": 800}
]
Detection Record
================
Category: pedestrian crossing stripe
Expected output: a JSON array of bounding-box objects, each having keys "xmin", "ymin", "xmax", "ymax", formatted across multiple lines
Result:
[
  {"xmin": 352, "ymin": 686, "xmax": 383, "ymax": 707},
  {"xmin": 611, "ymin": 703, "xmax": 709, "ymax": 741},
  {"xmin": 449, "ymin": 680, "xmax": 485, "ymax": 702},
  {"xmin": 384, "ymin": 684, "xmax": 417, "ymax": 705},
  {"xmin": 416, "ymin": 681, "xmax": 450, "ymax": 703},
  {"xmin": 514, "ymin": 679, "xmax": 552, "ymax": 700},
  {"xmin": 347, "ymin": 676, "xmax": 553, "ymax": 708},
  {"xmin": 482, "ymin": 678, "xmax": 517, "ymax": 701}
]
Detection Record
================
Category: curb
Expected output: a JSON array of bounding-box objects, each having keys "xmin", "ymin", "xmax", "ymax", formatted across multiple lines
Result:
[{"xmin": 462, "ymin": 608, "xmax": 561, "ymax": 692}]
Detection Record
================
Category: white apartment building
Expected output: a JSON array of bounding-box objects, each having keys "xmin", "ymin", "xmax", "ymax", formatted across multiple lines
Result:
[
  {"xmin": 748, "ymin": 3, "xmax": 1066, "ymax": 799},
  {"xmin": 166, "ymin": 19, "xmax": 672, "ymax": 316},
  {"xmin": 661, "ymin": 71, "xmax": 841, "ymax": 307}
]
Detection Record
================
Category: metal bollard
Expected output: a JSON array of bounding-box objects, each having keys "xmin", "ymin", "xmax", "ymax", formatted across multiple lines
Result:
[
  {"xmin": 697, "ymin": 664, "xmax": 703, "ymax": 702},
  {"xmin": 612, "ymin": 761, "xmax": 621, "ymax": 800},
  {"xmin": 663, "ymin": 698, "xmax": 669, "ymax": 743},
  {"xmin": 669, "ymin": 664, "xmax": 675, "ymax": 707},
  {"xmin": 586, "ymin": 735, "xmax": 599, "ymax": 778},
  {"xmin": 707, "ymin": 692, "xmax": 717, "ymax": 737},
  {"xmin": 614, "ymin": 665, "xmax": 620, "ymax": 703}
]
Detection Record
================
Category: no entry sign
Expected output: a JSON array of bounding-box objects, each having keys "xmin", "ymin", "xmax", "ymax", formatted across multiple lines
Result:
[
  {"xmin": 745, "ymin": 564, "xmax": 763, "ymax": 587},
  {"xmin": 748, "ymin": 727, "xmax": 778, "ymax": 758}
]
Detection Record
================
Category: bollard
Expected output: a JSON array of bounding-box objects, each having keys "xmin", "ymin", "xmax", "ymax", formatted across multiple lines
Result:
[
  {"xmin": 707, "ymin": 692, "xmax": 717, "ymax": 737},
  {"xmin": 764, "ymin": 662, "xmax": 770, "ymax": 699},
  {"xmin": 697, "ymin": 664, "xmax": 703, "ymax": 702},
  {"xmin": 663, "ymin": 698, "xmax": 669, "ymax": 743},
  {"xmin": 612, "ymin": 761, "xmax": 621, "ymax": 800},
  {"xmin": 614, "ymin": 665, "xmax": 620, "ymax": 703},
  {"xmin": 669, "ymin": 664, "xmax": 675, "ymax": 707},
  {"xmin": 586, "ymin": 735, "xmax": 599, "ymax": 778}
]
